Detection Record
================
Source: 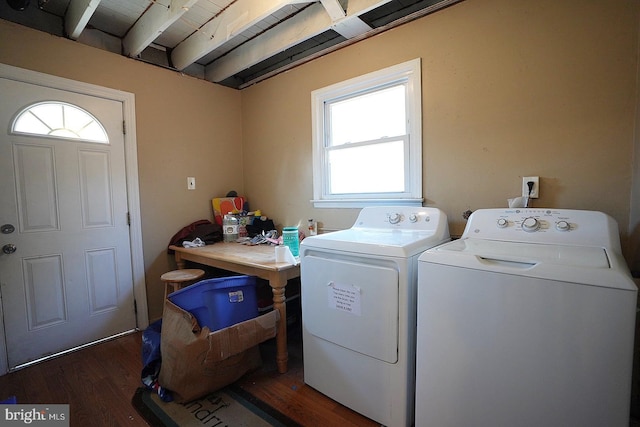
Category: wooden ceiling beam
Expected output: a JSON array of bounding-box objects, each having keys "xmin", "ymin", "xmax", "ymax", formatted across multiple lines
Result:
[
  {"xmin": 321, "ymin": 0, "xmax": 371, "ymax": 39},
  {"xmin": 205, "ymin": 0, "xmax": 391, "ymax": 83},
  {"xmin": 171, "ymin": 0, "xmax": 310, "ymax": 71},
  {"xmin": 346, "ymin": 0, "xmax": 393, "ymax": 15},
  {"xmin": 320, "ymin": 0, "xmax": 345, "ymax": 20},
  {"xmin": 123, "ymin": 0, "xmax": 199, "ymax": 58},
  {"xmin": 205, "ymin": 2, "xmax": 330, "ymax": 82},
  {"xmin": 332, "ymin": 16, "xmax": 371, "ymax": 39},
  {"xmin": 65, "ymin": 0, "xmax": 102, "ymax": 40}
]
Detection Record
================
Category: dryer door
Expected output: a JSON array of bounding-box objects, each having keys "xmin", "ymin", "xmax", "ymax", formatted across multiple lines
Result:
[{"xmin": 302, "ymin": 254, "xmax": 399, "ymax": 363}]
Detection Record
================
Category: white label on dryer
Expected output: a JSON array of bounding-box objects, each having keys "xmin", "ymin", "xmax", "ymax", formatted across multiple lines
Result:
[{"xmin": 327, "ymin": 281, "xmax": 361, "ymax": 316}]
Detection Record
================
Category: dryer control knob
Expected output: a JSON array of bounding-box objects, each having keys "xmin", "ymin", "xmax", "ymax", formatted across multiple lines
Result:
[
  {"xmin": 388, "ymin": 213, "xmax": 402, "ymax": 224},
  {"xmin": 409, "ymin": 214, "xmax": 418, "ymax": 223},
  {"xmin": 496, "ymin": 218, "xmax": 508, "ymax": 228},
  {"xmin": 556, "ymin": 220, "xmax": 570, "ymax": 231},
  {"xmin": 522, "ymin": 217, "xmax": 539, "ymax": 232}
]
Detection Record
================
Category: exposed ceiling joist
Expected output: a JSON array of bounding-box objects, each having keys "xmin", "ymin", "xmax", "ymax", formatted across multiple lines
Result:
[
  {"xmin": 205, "ymin": 2, "xmax": 330, "ymax": 82},
  {"xmin": 319, "ymin": 0, "xmax": 345, "ymax": 20},
  {"xmin": 332, "ymin": 16, "xmax": 370, "ymax": 39},
  {"xmin": 0, "ymin": 0, "xmax": 462, "ymax": 89},
  {"xmin": 347, "ymin": 0, "xmax": 393, "ymax": 15},
  {"xmin": 65, "ymin": 0, "xmax": 101, "ymax": 40},
  {"xmin": 321, "ymin": 0, "xmax": 371, "ymax": 39},
  {"xmin": 171, "ymin": 0, "xmax": 311, "ymax": 71},
  {"xmin": 205, "ymin": 0, "xmax": 394, "ymax": 83},
  {"xmin": 123, "ymin": 0, "xmax": 199, "ymax": 58}
]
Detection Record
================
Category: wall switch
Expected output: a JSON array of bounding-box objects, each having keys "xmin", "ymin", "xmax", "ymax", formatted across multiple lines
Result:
[
  {"xmin": 522, "ymin": 176, "xmax": 539, "ymax": 198},
  {"xmin": 187, "ymin": 177, "xmax": 196, "ymax": 190}
]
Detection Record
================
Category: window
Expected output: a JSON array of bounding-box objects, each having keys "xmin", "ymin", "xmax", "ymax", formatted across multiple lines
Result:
[
  {"xmin": 12, "ymin": 102, "xmax": 109, "ymax": 143},
  {"xmin": 311, "ymin": 58, "xmax": 422, "ymax": 208}
]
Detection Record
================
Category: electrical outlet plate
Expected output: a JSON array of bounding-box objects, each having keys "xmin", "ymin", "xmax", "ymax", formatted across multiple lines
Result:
[
  {"xmin": 187, "ymin": 177, "xmax": 196, "ymax": 190},
  {"xmin": 522, "ymin": 176, "xmax": 539, "ymax": 198}
]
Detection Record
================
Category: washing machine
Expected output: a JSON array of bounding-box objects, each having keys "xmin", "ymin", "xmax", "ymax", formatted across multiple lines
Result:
[
  {"xmin": 415, "ymin": 208, "xmax": 637, "ymax": 427},
  {"xmin": 300, "ymin": 206, "xmax": 450, "ymax": 427}
]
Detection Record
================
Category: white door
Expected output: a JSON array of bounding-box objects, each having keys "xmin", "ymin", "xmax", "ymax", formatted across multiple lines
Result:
[{"xmin": 0, "ymin": 77, "xmax": 137, "ymax": 369}]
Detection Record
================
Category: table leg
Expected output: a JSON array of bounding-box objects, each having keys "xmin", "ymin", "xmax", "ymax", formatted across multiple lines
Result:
[
  {"xmin": 270, "ymin": 276, "xmax": 288, "ymax": 374},
  {"xmin": 174, "ymin": 252, "xmax": 186, "ymax": 269}
]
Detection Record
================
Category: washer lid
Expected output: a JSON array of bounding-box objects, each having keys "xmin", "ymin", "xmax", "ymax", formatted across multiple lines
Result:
[
  {"xmin": 436, "ymin": 239, "xmax": 610, "ymax": 269},
  {"xmin": 301, "ymin": 228, "xmax": 450, "ymax": 258},
  {"xmin": 419, "ymin": 238, "xmax": 637, "ymax": 291}
]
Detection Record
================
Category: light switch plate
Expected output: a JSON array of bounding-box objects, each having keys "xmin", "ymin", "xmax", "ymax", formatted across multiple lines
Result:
[{"xmin": 187, "ymin": 177, "xmax": 196, "ymax": 190}]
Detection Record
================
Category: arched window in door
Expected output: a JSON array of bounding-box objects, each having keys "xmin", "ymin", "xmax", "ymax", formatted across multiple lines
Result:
[{"xmin": 11, "ymin": 101, "xmax": 109, "ymax": 143}]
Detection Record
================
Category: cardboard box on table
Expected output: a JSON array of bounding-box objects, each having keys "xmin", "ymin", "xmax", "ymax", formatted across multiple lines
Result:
[{"xmin": 158, "ymin": 300, "xmax": 279, "ymax": 403}]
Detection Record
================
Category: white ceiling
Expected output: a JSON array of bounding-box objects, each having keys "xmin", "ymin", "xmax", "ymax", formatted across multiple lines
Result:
[{"xmin": 1, "ymin": 0, "xmax": 461, "ymax": 89}]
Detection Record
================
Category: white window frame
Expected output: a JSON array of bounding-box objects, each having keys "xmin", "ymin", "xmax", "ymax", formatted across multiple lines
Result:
[
  {"xmin": 311, "ymin": 58, "xmax": 423, "ymax": 208},
  {"xmin": 12, "ymin": 101, "xmax": 109, "ymax": 143}
]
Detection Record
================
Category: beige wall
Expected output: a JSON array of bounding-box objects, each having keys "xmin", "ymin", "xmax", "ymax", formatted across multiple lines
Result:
[
  {"xmin": 241, "ymin": 0, "xmax": 640, "ymax": 261},
  {"xmin": 0, "ymin": 20, "xmax": 244, "ymax": 321},
  {"xmin": 1, "ymin": 0, "xmax": 639, "ymax": 321}
]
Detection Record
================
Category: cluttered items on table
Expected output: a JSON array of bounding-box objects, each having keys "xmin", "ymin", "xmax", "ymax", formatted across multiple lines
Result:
[{"xmin": 168, "ymin": 191, "xmax": 302, "ymax": 250}]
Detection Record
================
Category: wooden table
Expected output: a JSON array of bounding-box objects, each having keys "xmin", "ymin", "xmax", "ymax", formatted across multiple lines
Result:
[{"xmin": 168, "ymin": 243, "xmax": 300, "ymax": 373}]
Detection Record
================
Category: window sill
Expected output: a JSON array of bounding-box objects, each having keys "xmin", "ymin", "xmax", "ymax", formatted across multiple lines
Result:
[{"xmin": 311, "ymin": 198, "xmax": 424, "ymax": 208}]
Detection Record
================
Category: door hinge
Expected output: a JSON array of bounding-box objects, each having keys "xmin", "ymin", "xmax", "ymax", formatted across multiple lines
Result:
[
  {"xmin": 127, "ymin": 212, "xmax": 131, "ymax": 226},
  {"xmin": 122, "ymin": 120, "xmax": 126, "ymax": 135}
]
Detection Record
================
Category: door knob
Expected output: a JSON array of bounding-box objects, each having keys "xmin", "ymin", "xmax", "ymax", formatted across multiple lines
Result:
[
  {"xmin": 2, "ymin": 244, "xmax": 16, "ymax": 254},
  {"xmin": 1, "ymin": 224, "xmax": 15, "ymax": 234}
]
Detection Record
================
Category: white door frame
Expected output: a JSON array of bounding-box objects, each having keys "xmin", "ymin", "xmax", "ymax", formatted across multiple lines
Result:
[{"xmin": 0, "ymin": 63, "xmax": 149, "ymax": 374}]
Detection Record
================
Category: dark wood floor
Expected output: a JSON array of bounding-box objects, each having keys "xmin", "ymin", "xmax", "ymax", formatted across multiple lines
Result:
[
  {"xmin": 0, "ymin": 319, "xmax": 379, "ymax": 426},
  {"xmin": 0, "ymin": 330, "xmax": 145, "ymax": 425},
  {"xmin": 237, "ymin": 321, "xmax": 379, "ymax": 427}
]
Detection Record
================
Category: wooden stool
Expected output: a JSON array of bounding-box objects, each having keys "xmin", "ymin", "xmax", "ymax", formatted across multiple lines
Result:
[{"xmin": 161, "ymin": 269, "xmax": 205, "ymax": 300}]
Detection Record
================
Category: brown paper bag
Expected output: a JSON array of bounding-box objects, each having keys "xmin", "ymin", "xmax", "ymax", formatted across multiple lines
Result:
[{"xmin": 159, "ymin": 300, "xmax": 278, "ymax": 403}]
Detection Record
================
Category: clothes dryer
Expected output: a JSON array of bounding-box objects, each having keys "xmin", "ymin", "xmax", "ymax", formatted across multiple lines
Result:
[
  {"xmin": 300, "ymin": 206, "xmax": 450, "ymax": 427},
  {"xmin": 416, "ymin": 208, "xmax": 637, "ymax": 427}
]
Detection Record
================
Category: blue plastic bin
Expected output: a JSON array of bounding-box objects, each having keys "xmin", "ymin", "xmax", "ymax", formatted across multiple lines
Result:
[{"xmin": 168, "ymin": 275, "xmax": 258, "ymax": 331}]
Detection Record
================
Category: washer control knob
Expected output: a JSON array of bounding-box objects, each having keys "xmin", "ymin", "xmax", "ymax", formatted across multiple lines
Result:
[
  {"xmin": 522, "ymin": 217, "xmax": 540, "ymax": 232},
  {"xmin": 409, "ymin": 213, "xmax": 418, "ymax": 223},
  {"xmin": 496, "ymin": 218, "xmax": 508, "ymax": 228},
  {"xmin": 388, "ymin": 213, "xmax": 401, "ymax": 224},
  {"xmin": 556, "ymin": 220, "xmax": 570, "ymax": 231}
]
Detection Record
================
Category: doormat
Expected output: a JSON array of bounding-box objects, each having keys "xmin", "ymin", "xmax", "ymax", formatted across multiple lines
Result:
[{"xmin": 132, "ymin": 386, "xmax": 301, "ymax": 427}]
